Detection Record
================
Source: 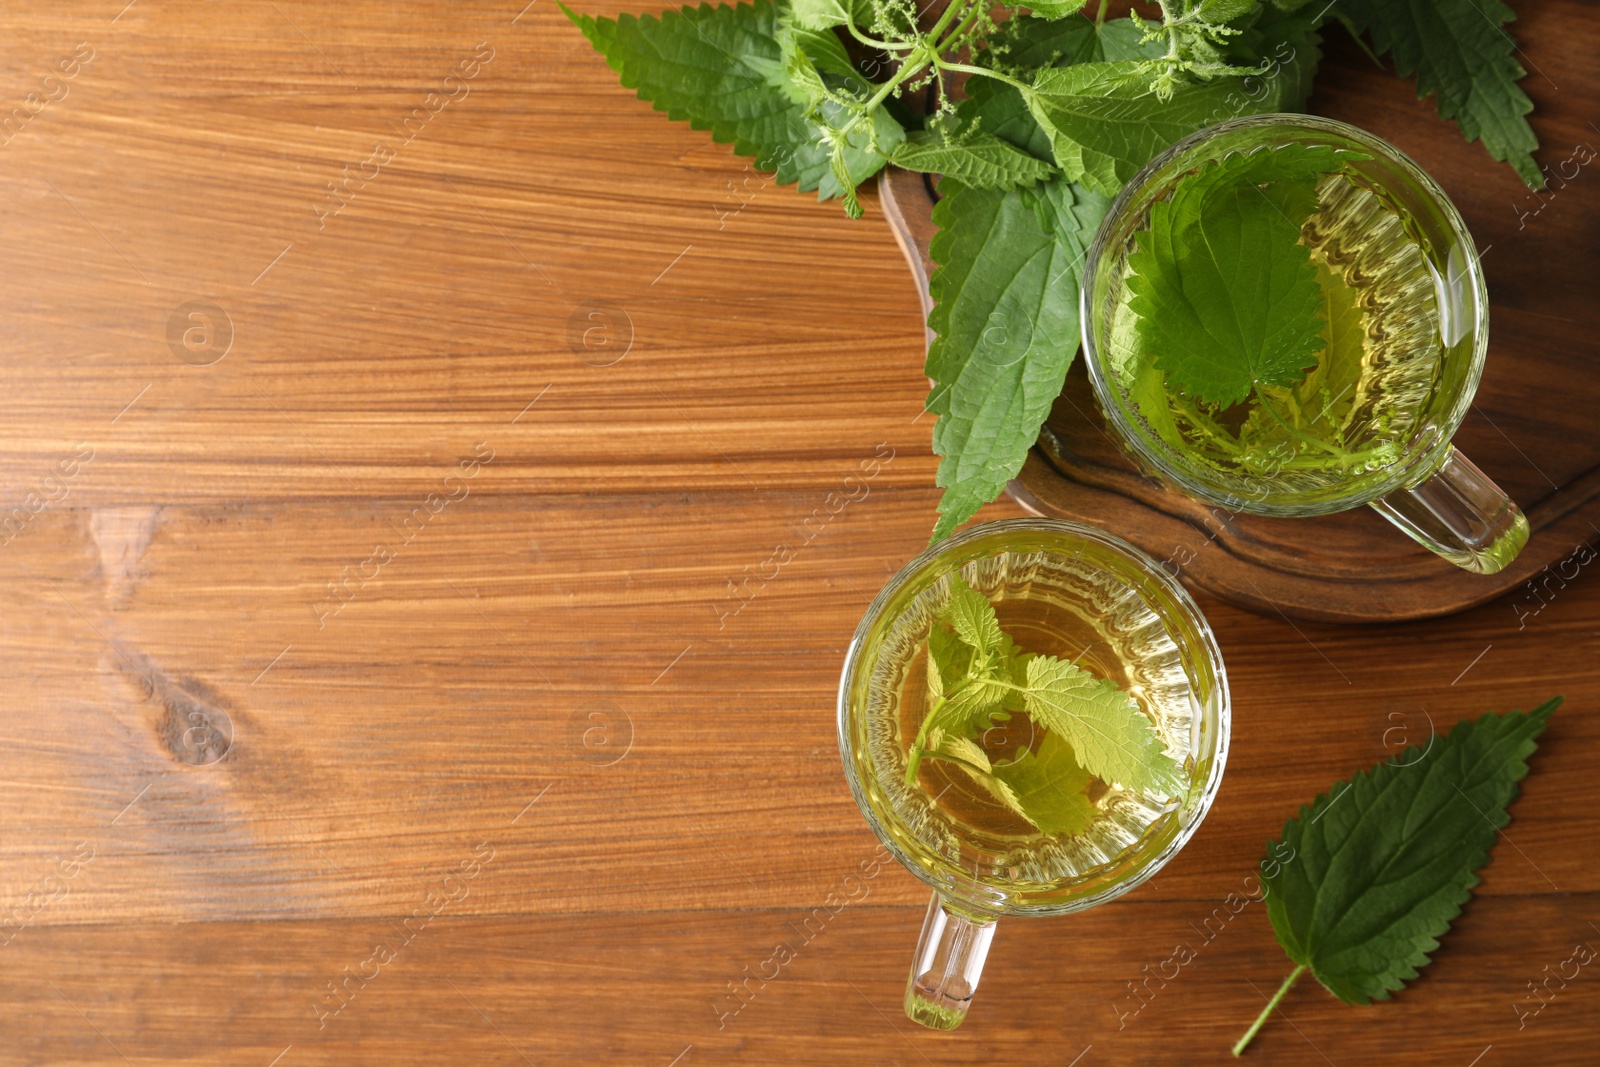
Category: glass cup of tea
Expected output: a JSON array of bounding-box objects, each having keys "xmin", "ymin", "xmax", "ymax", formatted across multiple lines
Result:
[
  {"xmin": 837, "ymin": 518, "xmax": 1229, "ymax": 1030},
  {"xmin": 1080, "ymin": 113, "xmax": 1527, "ymax": 574}
]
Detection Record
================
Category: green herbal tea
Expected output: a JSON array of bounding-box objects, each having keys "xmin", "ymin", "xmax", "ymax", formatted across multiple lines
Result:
[
  {"xmin": 860, "ymin": 551, "xmax": 1201, "ymax": 896},
  {"xmin": 1104, "ymin": 143, "xmax": 1468, "ymax": 503}
]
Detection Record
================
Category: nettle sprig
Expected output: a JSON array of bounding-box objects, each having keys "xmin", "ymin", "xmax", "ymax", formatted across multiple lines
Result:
[
  {"xmin": 567, "ymin": 0, "xmax": 1545, "ymax": 540},
  {"xmin": 903, "ymin": 574, "xmax": 1181, "ymax": 835},
  {"xmin": 791, "ymin": 0, "xmax": 1271, "ymax": 216}
]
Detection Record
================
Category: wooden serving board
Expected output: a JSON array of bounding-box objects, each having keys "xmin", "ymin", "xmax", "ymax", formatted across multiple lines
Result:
[{"xmin": 881, "ymin": 13, "xmax": 1600, "ymax": 624}]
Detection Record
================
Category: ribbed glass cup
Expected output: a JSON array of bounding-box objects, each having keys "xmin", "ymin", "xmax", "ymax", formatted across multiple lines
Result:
[
  {"xmin": 837, "ymin": 519, "xmax": 1229, "ymax": 1029},
  {"xmin": 1080, "ymin": 114, "xmax": 1527, "ymax": 573}
]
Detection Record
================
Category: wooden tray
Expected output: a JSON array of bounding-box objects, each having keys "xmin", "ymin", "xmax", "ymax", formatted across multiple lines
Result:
[{"xmin": 880, "ymin": 22, "xmax": 1600, "ymax": 624}]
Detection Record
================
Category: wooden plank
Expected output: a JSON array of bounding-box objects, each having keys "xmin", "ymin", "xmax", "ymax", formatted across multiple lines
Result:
[
  {"xmin": 0, "ymin": 494, "xmax": 1592, "ymax": 923},
  {"xmin": 0, "ymin": 0, "xmax": 934, "ymax": 502},
  {"xmin": 0, "ymin": 1, "xmax": 1593, "ymax": 1063},
  {"xmin": 5, "ymin": 896, "xmax": 1596, "ymax": 1064}
]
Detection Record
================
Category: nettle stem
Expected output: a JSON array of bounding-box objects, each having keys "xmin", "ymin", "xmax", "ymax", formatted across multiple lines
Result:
[
  {"xmin": 905, "ymin": 694, "xmax": 949, "ymax": 785},
  {"xmin": 1252, "ymin": 386, "xmax": 1353, "ymax": 462},
  {"xmin": 1232, "ymin": 964, "xmax": 1307, "ymax": 1057},
  {"xmin": 939, "ymin": 61, "xmax": 1033, "ymax": 93},
  {"xmin": 836, "ymin": 0, "xmax": 1034, "ymax": 143}
]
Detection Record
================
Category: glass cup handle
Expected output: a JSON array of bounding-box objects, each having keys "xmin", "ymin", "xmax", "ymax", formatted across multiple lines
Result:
[
  {"xmin": 1368, "ymin": 445, "xmax": 1529, "ymax": 574},
  {"xmin": 903, "ymin": 892, "xmax": 997, "ymax": 1031}
]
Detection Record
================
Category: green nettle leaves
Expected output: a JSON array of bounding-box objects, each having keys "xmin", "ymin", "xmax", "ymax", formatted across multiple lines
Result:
[
  {"xmin": 561, "ymin": 0, "xmax": 899, "ymax": 202},
  {"xmin": 925, "ymin": 178, "xmax": 1107, "ymax": 542},
  {"xmin": 905, "ymin": 573, "xmax": 1182, "ymax": 834},
  {"xmin": 989, "ymin": 732, "xmax": 1096, "ymax": 835},
  {"xmin": 987, "ymin": 12, "xmax": 1164, "ymax": 71},
  {"xmin": 565, "ymin": 0, "xmax": 1544, "ymax": 539},
  {"xmin": 889, "ymin": 131, "xmax": 1059, "ymax": 190},
  {"xmin": 786, "ymin": 0, "xmax": 860, "ymax": 31},
  {"xmin": 1124, "ymin": 145, "xmax": 1365, "ymax": 407},
  {"xmin": 1338, "ymin": 0, "xmax": 1542, "ymax": 188},
  {"xmin": 1021, "ymin": 655, "xmax": 1181, "ymax": 795},
  {"xmin": 1019, "ymin": 0, "xmax": 1091, "ymax": 21},
  {"xmin": 1234, "ymin": 698, "xmax": 1561, "ymax": 1055},
  {"xmin": 1027, "ymin": 62, "xmax": 1265, "ymax": 196}
]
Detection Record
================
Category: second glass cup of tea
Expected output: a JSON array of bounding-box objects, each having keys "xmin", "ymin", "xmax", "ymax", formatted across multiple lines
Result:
[
  {"xmin": 838, "ymin": 518, "xmax": 1229, "ymax": 1030},
  {"xmin": 1080, "ymin": 113, "xmax": 1527, "ymax": 574}
]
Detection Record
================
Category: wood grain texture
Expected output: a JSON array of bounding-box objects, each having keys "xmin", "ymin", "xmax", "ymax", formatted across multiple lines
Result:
[
  {"xmin": 0, "ymin": 2, "xmax": 1594, "ymax": 1065},
  {"xmin": 883, "ymin": 1, "xmax": 1600, "ymax": 622}
]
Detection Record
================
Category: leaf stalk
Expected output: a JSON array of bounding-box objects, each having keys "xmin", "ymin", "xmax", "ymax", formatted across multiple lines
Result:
[{"xmin": 1232, "ymin": 964, "xmax": 1306, "ymax": 1056}]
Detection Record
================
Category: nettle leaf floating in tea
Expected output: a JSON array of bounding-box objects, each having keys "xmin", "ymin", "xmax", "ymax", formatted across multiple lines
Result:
[
  {"xmin": 905, "ymin": 573, "xmax": 1181, "ymax": 832},
  {"xmin": 1124, "ymin": 145, "xmax": 1367, "ymax": 408},
  {"xmin": 1021, "ymin": 655, "xmax": 1182, "ymax": 796},
  {"xmin": 1233, "ymin": 697, "xmax": 1562, "ymax": 1056},
  {"xmin": 989, "ymin": 731, "xmax": 1096, "ymax": 836}
]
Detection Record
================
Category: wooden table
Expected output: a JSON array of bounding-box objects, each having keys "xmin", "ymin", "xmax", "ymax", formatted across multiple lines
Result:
[{"xmin": 0, "ymin": 2, "xmax": 1593, "ymax": 1064}]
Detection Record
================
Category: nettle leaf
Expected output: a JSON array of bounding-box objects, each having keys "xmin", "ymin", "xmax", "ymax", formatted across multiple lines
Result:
[
  {"xmin": 1123, "ymin": 145, "xmax": 1362, "ymax": 406},
  {"xmin": 1021, "ymin": 655, "xmax": 1181, "ymax": 795},
  {"xmin": 960, "ymin": 14, "xmax": 1164, "ymax": 166},
  {"xmin": 563, "ymin": 0, "xmax": 897, "ymax": 200},
  {"xmin": 1261, "ymin": 699, "xmax": 1560, "ymax": 1006},
  {"xmin": 1236, "ymin": 252, "xmax": 1367, "ymax": 457},
  {"xmin": 916, "ymin": 14, "xmax": 1170, "ymax": 539},
  {"xmin": 778, "ymin": 21, "xmax": 860, "ymax": 86},
  {"xmin": 945, "ymin": 573, "xmax": 1004, "ymax": 653},
  {"xmin": 961, "ymin": 77, "xmax": 1057, "ymax": 162},
  {"xmin": 1024, "ymin": 52, "xmax": 1318, "ymax": 196},
  {"xmin": 908, "ymin": 578, "xmax": 1174, "ymax": 831},
  {"xmin": 937, "ymin": 733, "xmax": 992, "ymax": 774},
  {"xmin": 934, "ymin": 677, "xmax": 1011, "ymax": 736},
  {"xmin": 925, "ymin": 178, "xmax": 1107, "ymax": 541},
  {"xmin": 926, "ymin": 621, "xmax": 970, "ymax": 700},
  {"xmin": 1020, "ymin": 0, "xmax": 1090, "ymax": 20},
  {"xmin": 1339, "ymin": 0, "xmax": 1542, "ymax": 188},
  {"xmin": 990, "ymin": 12, "xmax": 1162, "ymax": 69},
  {"xmin": 991, "ymin": 730, "xmax": 1096, "ymax": 835},
  {"xmin": 891, "ymin": 130, "xmax": 1059, "ymax": 190},
  {"xmin": 787, "ymin": 0, "xmax": 859, "ymax": 31},
  {"xmin": 1197, "ymin": 0, "xmax": 1256, "ymax": 18}
]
